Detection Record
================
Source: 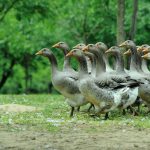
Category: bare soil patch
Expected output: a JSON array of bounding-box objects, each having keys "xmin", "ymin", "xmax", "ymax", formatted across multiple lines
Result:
[
  {"xmin": 0, "ymin": 104, "xmax": 38, "ymax": 112},
  {"xmin": 0, "ymin": 125, "xmax": 149, "ymax": 150}
]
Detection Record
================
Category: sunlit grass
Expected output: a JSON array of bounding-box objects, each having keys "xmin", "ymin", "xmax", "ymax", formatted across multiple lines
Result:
[{"xmin": 0, "ymin": 94, "xmax": 150, "ymax": 133}]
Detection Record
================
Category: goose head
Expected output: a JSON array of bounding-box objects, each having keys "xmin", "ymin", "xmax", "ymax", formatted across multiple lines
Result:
[
  {"xmin": 138, "ymin": 45, "xmax": 150, "ymax": 53},
  {"xmin": 95, "ymin": 42, "xmax": 108, "ymax": 53},
  {"xmin": 52, "ymin": 42, "xmax": 69, "ymax": 50},
  {"xmin": 73, "ymin": 43, "xmax": 86, "ymax": 50},
  {"xmin": 143, "ymin": 46, "xmax": 150, "ymax": 53},
  {"xmin": 142, "ymin": 53, "xmax": 150, "ymax": 60},
  {"xmin": 105, "ymin": 46, "xmax": 121, "ymax": 54},
  {"xmin": 137, "ymin": 44, "xmax": 149, "ymax": 52},
  {"xmin": 119, "ymin": 40, "xmax": 136, "ymax": 49},
  {"xmin": 35, "ymin": 48, "xmax": 52, "ymax": 57},
  {"xmin": 66, "ymin": 49, "xmax": 84, "ymax": 58},
  {"xmin": 82, "ymin": 44, "xmax": 97, "ymax": 53},
  {"xmin": 123, "ymin": 49, "xmax": 131, "ymax": 56}
]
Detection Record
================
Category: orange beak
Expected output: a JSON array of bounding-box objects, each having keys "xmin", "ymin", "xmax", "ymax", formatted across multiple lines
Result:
[
  {"xmin": 142, "ymin": 54, "xmax": 149, "ymax": 59},
  {"xmin": 137, "ymin": 47, "xmax": 143, "ymax": 52},
  {"xmin": 105, "ymin": 48, "xmax": 112, "ymax": 54},
  {"xmin": 82, "ymin": 46, "xmax": 88, "ymax": 52},
  {"xmin": 52, "ymin": 43, "xmax": 59, "ymax": 48},
  {"xmin": 73, "ymin": 45, "xmax": 78, "ymax": 49},
  {"xmin": 35, "ymin": 50, "xmax": 43, "ymax": 55},
  {"xmin": 143, "ymin": 47, "xmax": 149, "ymax": 53},
  {"xmin": 119, "ymin": 42, "xmax": 126, "ymax": 47},
  {"xmin": 66, "ymin": 51, "xmax": 73, "ymax": 57},
  {"xmin": 124, "ymin": 49, "xmax": 131, "ymax": 55}
]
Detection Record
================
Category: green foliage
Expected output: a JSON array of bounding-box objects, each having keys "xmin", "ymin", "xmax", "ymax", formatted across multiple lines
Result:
[{"xmin": 0, "ymin": 0, "xmax": 150, "ymax": 93}]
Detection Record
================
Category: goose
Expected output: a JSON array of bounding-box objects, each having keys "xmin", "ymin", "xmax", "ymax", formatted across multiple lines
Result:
[
  {"xmin": 119, "ymin": 40, "xmax": 150, "ymax": 82},
  {"xmin": 105, "ymin": 46, "xmax": 140, "ymax": 114},
  {"xmin": 138, "ymin": 52, "xmax": 150, "ymax": 113},
  {"xmin": 52, "ymin": 42, "xmax": 77, "ymax": 75},
  {"xmin": 119, "ymin": 41, "xmax": 150, "ymax": 113},
  {"xmin": 95, "ymin": 42, "xmax": 114, "ymax": 72},
  {"xmin": 35, "ymin": 48, "xmax": 89, "ymax": 117},
  {"xmin": 137, "ymin": 45, "xmax": 150, "ymax": 73},
  {"xmin": 66, "ymin": 49, "xmax": 138, "ymax": 120},
  {"xmin": 83, "ymin": 44, "xmax": 127, "ymax": 85},
  {"xmin": 73, "ymin": 43, "xmax": 93, "ymax": 74}
]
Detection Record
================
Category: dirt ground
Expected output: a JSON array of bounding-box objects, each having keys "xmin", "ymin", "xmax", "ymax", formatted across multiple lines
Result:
[
  {"xmin": 0, "ymin": 125, "xmax": 150, "ymax": 150},
  {"xmin": 0, "ymin": 104, "xmax": 150, "ymax": 150}
]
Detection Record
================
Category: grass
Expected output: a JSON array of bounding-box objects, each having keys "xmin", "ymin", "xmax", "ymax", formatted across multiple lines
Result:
[{"xmin": 0, "ymin": 94, "xmax": 150, "ymax": 133}]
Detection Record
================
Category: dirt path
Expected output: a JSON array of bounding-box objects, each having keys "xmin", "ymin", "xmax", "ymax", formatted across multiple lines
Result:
[{"xmin": 0, "ymin": 125, "xmax": 150, "ymax": 150}]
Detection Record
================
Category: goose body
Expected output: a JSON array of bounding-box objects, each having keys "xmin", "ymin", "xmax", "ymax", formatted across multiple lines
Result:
[
  {"xmin": 105, "ymin": 46, "xmax": 139, "ymax": 110},
  {"xmin": 120, "ymin": 40, "xmax": 150, "ymax": 112},
  {"xmin": 66, "ymin": 49, "xmax": 139, "ymax": 119},
  {"xmin": 138, "ymin": 44, "xmax": 150, "ymax": 74},
  {"xmin": 36, "ymin": 48, "xmax": 88, "ymax": 116},
  {"xmin": 139, "ymin": 52, "xmax": 150, "ymax": 112}
]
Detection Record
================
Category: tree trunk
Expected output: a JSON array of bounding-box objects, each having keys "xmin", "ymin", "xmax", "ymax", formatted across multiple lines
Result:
[
  {"xmin": 117, "ymin": 0, "xmax": 125, "ymax": 45},
  {"xmin": 129, "ymin": 0, "xmax": 138, "ymax": 40},
  {"xmin": 0, "ymin": 59, "xmax": 16, "ymax": 89}
]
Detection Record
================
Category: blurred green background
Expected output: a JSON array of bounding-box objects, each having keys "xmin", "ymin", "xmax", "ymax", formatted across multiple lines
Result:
[{"xmin": 0, "ymin": 0, "xmax": 150, "ymax": 94}]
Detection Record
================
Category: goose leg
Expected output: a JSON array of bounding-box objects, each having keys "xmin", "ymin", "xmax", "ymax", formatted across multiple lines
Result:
[
  {"xmin": 122, "ymin": 109, "xmax": 126, "ymax": 115},
  {"xmin": 130, "ymin": 106, "xmax": 139, "ymax": 116},
  {"xmin": 70, "ymin": 107, "xmax": 74, "ymax": 117},
  {"xmin": 77, "ymin": 106, "xmax": 80, "ymax": 112},
  {"xmin": 104, "ymin": 112, "xmax": 109, "ymax": 120},
  {"xmin": 87, "ymin": 103, "xmax": 95, "ymax": 112},
  {"xmin": 127, "ymin": 106, "xmax": 133, "ymax": 113},
  {"xmin": 137, "ymin": 103, "xmax": 140, "ymax": 112}
]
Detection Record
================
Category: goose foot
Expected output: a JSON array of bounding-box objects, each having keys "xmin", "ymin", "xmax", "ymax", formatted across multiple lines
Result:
[
  {"xmin": 122, "ymin": 109, "xmax": 126, "ymax": 115},
  {"xmin": 87, "ymin": 103, "xmax": 95, "ymax": 112},
  {"xmin": 89, "ymin": 114, "xmax": 97, "ymax": 118},
  {"xmin": 77, "ymin": 106, "xmax": 80, "ymax": 112},
  {"xmin": 70, "ymin": 107, "xmax": 74, "ymax": 117}
]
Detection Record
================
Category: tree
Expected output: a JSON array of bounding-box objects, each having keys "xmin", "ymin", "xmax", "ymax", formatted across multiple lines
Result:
[
  {"xmin": 129, "ymin": 0, "xmax": 138, "ymax": 40},
  {"xmin": 117, "ymin": 0, "xmax": 125, "ymax": 45}
]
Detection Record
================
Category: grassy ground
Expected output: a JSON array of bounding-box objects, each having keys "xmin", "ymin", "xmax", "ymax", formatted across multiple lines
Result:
[
  {"xmin": 0, "ymin": 94, "xmax": 150, "ymax": 131},
  {"xmin": 0, "ymin": 94, "xmax": 150, "ymax": 150}
]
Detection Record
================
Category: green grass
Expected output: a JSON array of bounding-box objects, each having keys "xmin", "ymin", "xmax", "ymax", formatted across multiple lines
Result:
[{"xmin": 0, "ymin": 94, "xmax": 150, "ymax": 133}]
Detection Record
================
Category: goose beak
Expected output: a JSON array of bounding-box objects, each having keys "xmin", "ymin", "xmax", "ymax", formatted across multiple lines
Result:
[
  {"xmin": 137, "ymin": 47, "xmax": 142, "ymax": 52},
  {"xmin": 66, "ymin": 51, "xmax": 73, "ymax": 57},
  {"xmin": 119, "ymin": 42, "xmax": 126, "ymax": 47},
  {"xmin": 124, "ymin": 49, "xmax": 131, "ymax": 55},
  {"xmin": 82, "ymin": 46, "xmax": 88, "ymax": 52},
  {"xmin": 143, "ymin": 47, "xmax": 149, "ymax": 53},
  {"xmin": 52, "ymin": 43, "xmax": 59, "ymax": 48},
  {"xmin": 73, "ymin": 46, "xmax": 77, "ymax": 49},
  {"xmin": 35, "ymin": 50, "xmax": 43, "ymax": 55},
  {"xmin": 105, "ymin": 49, "xmax": 111, "ymax": 54},
  {"xmin": 142, "ymin": 54, "xmax": 149, "ymax": 59}
]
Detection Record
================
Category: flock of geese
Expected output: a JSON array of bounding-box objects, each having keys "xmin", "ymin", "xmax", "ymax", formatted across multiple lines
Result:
[{"xmin": 35, "ymin": 40, "xmax": 150, "ymax": 120}]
